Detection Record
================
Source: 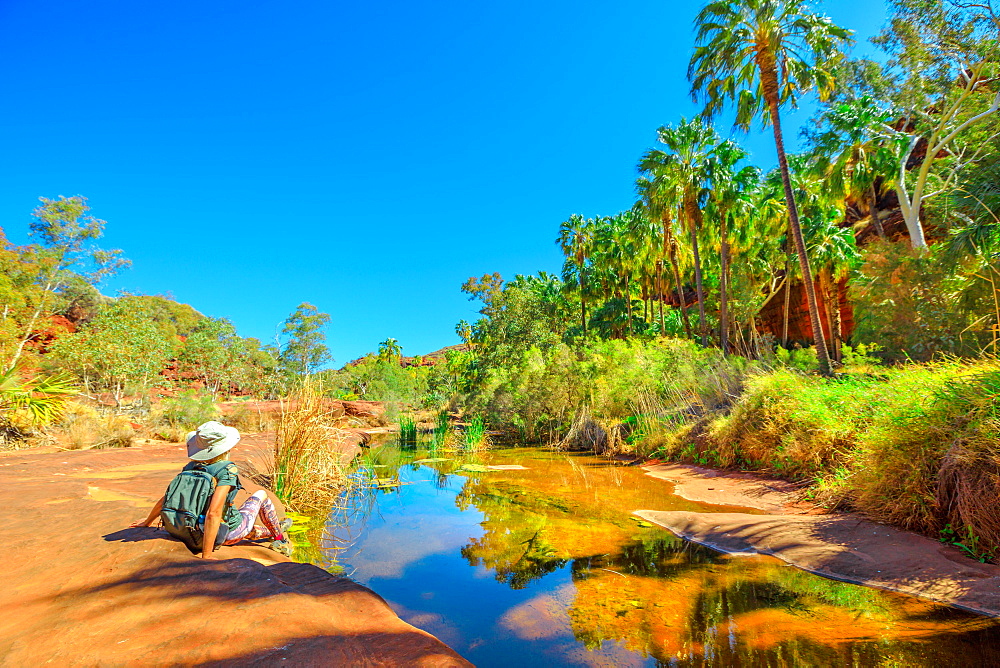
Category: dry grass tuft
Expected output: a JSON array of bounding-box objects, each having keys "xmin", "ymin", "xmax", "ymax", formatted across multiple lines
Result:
[
  {"xmin": 246, "ymin": 384, "xmax": 352, "ymax": 512},
  {"xmin": 55, "ymin": 401, "xmax": 135, "ymax": 449}
]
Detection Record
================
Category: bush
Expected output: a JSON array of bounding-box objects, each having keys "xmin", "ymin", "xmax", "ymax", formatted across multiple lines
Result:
[
  {"xmin": 157, "ymin": 390, "xmax": 219, "ymax": 429},
  {"xmin": 469, "ymin": 338, "xmax": 759, "ymax": 447},
  {"xmin": 55, "ymin": 401, "xmax": 135, "ymax": 449},
  {"xmin": 656, "ymin": 357, "xmax": 1000, "ymax": 559}
]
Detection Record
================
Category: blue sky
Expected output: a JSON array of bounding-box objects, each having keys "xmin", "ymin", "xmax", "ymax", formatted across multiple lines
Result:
[{"xmin": 0, "ymin": 0, "xmax": 886, "ymax": 365}]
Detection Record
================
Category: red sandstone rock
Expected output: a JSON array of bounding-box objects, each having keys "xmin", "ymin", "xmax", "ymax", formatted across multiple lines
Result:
[{"xmin": 0, "ymin": 443, "xmax": 469, "ymax": 666}]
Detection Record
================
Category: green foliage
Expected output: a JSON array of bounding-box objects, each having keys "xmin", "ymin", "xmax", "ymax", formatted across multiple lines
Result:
[
  {"xmin": 940, "ymin": 524, "xmax": 997, "ymax": 564},
  {"xmin": 178, "ymin": 317, "xmax": 280, "ymax": 397},
  {"xmin": 465, "ymin": 338, "xmax": 755, "ymax": 445},
  {"xmin": 851, "ymin": 240, "xmax": 990, "ymax": 361},
  {"xmin": 280, "ymin": 302, "xmax": 331, "ymax": 377},
  {"xmin": 159, "ymin": 390, "xmax": 219, "ymax": 429},
  {"xmin": 321, "ymin": 354, "xmax": 437, "ymax": 411},
  {"xmin": 129, "ymin": 295, "xmax": 204, "ymax": 338},
  {"xmin": 49, "ymin": 297, "xmax": 175, "ymax": 402},
  {"xmin": 463, "ymin": 415, "xmax": 487, "ymax": 450},
  {"xmin": 774, "ymin": 345, "xmax": 819, "ymax": 373},
  {"xmin": 398, "ymin": 415, "xmax": 417, "ymax": 446},
  {"xmin": 432, "ymin": 410, "xmax": 450, "ymax": 448},
  {"xmin": 0, "ymin": 367, "xmax": 76, "ymax": 426}
]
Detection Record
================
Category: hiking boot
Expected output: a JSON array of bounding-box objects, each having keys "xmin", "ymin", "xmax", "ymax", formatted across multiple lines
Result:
[
  {"xmin": 269, "ymin": 539, "xmax": 293, "ymax": 557},
  {"xmin": 279, "ymin": 517, "xmax": 293, "ymax": 533}
]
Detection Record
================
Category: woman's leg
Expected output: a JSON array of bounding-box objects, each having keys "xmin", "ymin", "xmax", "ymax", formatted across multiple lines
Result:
[{"xmin": 223, "ymin": 491, "xmax": 285, "ymax": 545}]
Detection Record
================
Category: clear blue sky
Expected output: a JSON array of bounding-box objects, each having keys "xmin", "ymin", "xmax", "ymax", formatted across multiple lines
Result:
[{"xmin": 0, "ymin": 0, "xmax": 886, "ymax": 365}]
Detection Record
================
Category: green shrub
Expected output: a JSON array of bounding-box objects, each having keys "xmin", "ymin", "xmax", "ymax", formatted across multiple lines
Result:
[{"xmin": 159, "ymin": 390, "xmax": 219, "ymax": 429}]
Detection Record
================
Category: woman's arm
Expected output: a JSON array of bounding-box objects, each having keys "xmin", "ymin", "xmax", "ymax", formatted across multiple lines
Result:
[
  {"xmin": 130, "ymin": 495, "xmax": 165, "ymax": 528},
  {"xmin": 199, "ymin": 485, "xmax": 232, "ymax": 559}
]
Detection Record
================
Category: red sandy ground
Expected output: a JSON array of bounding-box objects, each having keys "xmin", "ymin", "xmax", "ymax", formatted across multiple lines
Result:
[
  {"xmin": 637, "ymin": 463, "xmax": 1000, "ymax": 617},
  {"xmin": 0, "ymin": 438, "xmax": 470, "ymax": 666}
]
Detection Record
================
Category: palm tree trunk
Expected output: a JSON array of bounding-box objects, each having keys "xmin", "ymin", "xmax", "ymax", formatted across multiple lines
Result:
[
  {"xmin": 761, "ymin": 71, "xmax": 832, "ymax": 374},
  {"xmin": 642, "ymin": 283, "xmax": 649, "ymax": 323},
  {"xmin": 781, "ymin": 260, "xmax": 791, "ymax": 347},
  {"xmin": 827, "ymin": 272, "xmax": 844, "ymax": 363},
  {"xmin": 668, "ymin": 243, "xmax": 692, "ymax": 339},
  {"xmin": 685, "ymin": 198, "xmax": 709, "ymax": 347},
  {"xmin": 719, "ymin": 212, "xmax": 730, "ymax": 355},
  {"xmin": 657, "ymin": 260, "xmax": 665, "ymax": 335},
  {"xmin": 579, "ymin": 275, "xmax": 587, "ymax": 337},
  {"xmin": 869, "ymin": 184, "xmax": 886, "ymax": 240},
  {"xmin": 625, "ymin": 280, "xmax": 634, "ymax": 336}
]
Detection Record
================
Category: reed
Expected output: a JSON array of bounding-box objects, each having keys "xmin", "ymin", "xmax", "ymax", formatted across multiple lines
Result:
[
  {"xmin": 431, "ymin": 410, "xmax": 451, "ymax": 448},
  {"xmin": 463, "ymin": 415, "xmax": 489, "ymax": 451},
  {"xmin": 398, "ymin": 415, "xmax": 418, "ymax": 447}
]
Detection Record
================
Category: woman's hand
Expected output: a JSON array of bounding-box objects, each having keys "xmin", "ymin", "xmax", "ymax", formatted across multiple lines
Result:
[
  {"xmin": 131, "ymin": 495, "xmax": 166, "ymax": 529},
  {"xmin": 195, "ymin": 552, "xmax": 217, "ymax": 560}
]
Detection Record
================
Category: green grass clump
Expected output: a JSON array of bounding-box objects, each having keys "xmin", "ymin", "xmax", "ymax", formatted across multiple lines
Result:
[
  {"xmin": 398, "ymin": 415, "xmax": 418, "ymax": 447},
  {"xmin": 463, "ymin": 415, "xmax": 489, "ymax": 451},
  {"xmin": 431, "ymin": 410, "xmax": 450, "ymax": 448}
]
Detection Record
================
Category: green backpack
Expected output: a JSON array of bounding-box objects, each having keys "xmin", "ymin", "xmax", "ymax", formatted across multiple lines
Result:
[{"xmin": 160, "ymin": 462, "xmax": 232, "ymax": 553}]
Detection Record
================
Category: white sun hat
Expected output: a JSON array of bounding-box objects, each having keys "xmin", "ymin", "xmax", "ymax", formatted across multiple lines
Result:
[{"xmin": 186, "ymin": 421, "xmax": 241, "ymax": 461}]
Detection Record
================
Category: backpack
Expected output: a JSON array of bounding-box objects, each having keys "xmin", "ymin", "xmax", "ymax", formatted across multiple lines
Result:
[{"xmin": 160, "ymin": 462, "xmax": 231, "ymax": 553}]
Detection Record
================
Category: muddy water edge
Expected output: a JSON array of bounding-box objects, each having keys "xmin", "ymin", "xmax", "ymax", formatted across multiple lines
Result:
[{"xmin": 307, "ymin": 443, "xmax": 1000, "ymax": 667}]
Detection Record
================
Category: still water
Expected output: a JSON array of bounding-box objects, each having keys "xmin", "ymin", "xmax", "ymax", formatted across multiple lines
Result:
[{"xmin": 314, "ymin": 445, "xmax": 1000, "ymax": 667}]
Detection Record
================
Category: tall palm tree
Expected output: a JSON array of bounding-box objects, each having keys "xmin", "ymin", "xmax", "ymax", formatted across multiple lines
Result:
[
  {"xmin": 690, "ymin": 0, "xmax": 853, "ymax": 375},
  {"xmin": 639, "ymin": 118, "xmax": 720, "ymax": 346},
  {"xmin": 636, "ymin": 176, "xmax": 694, "ymax": 338},
  {"xmin": 707, "ymin": 140, "xmax": 760, "ymax": 353},
  {"xmin": 557, "ymin": 214, "xmax": 594, "ymax": 336},
  {"xmin": 804, "ymin": 210, "xmax": 860, "ymax": 361}
]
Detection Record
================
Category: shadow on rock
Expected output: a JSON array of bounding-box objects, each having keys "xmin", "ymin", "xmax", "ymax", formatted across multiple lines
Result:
[{"xmin": 102, "ymin": 527, "xmax": 172, "ymax": 543}]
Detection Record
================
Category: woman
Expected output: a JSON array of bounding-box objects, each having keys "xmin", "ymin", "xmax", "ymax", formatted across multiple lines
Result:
[{"xmin": 131, "ymin": 421, "xmax": 292, "ymax": 559}]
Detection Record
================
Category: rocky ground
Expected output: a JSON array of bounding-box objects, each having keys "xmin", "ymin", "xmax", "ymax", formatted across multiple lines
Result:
[
  {"xmin": 637, "ymin": 463, "xmax": 1000, "ymax": 617},
  {"xmin": 0, "ymin": 436, "xmax": 470, "ymax": 666}
]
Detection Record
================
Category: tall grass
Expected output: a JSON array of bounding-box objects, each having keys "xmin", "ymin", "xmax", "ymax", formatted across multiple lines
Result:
[
  {"xmin": 463, "ymin": 415, "xmax": 489, "ymax": 451},
  {"xmin": 264, "ymin": 384, "xmax": 350, "ymax": 511},
  {"xmin": 647, "ymin": 357, "xmax": 1000, "ymax": 560},
  {"xmin": 398, "ymin": 415, "xmax": 418, "ymax": 447},
  {"xmin": 431, "ymin": 410, "xmax": 451, "ymax": 449},
  {"xmin": 55, "ymin": 401, "xmax": 135, "ymax": 449}
]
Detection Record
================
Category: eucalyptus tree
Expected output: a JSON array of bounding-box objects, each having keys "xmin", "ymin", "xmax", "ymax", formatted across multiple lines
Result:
[
  {"xmin": 636, "ymin": 175, "xmax": 694, "ymax": 338},
  {"xmin": 8, "ymin": 196, "xmax": 130, "ymax": 371},
  {"xmin": 639, "ymin": 118, "xmax": 720, "ymax": 346},
  {"xmin": 872, "ymin": 0, "xmax": 1000, "ymax": 248},
  {"xmin": 690, "ymin": 0, "xmax": 853, "ymax": 375},
  {"xmin": 557, "ymin": 214, "xmax": 594, "ymax": 336}
]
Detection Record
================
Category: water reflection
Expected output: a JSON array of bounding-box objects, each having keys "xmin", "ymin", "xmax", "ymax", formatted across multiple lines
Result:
[{"xmin": 321, "ymin": 445, "xmax": 1000, "ymax": 667}]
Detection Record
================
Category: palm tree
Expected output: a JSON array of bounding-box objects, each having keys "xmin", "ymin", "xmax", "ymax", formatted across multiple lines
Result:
[
  {"xmin": 690, "ymin": 0, "xmax": 853, "ymax": 375},
  {"xmin": 814, "ymin": 96, "xmax": 896, "ymax": 240},
  {"xmin": 707, "ymin": 140, "xmax": 760, "ymax": 353},
  {"xmin": 0, "ymin": 367, "xmax": 76, "ymax": 426},
  {"xmin": 377, "ymin": 338, "xmax": 402, "ymax": 362},
  {"xmin": 557, "ymin": 214, "xmax": 594, "ymax": 336},
  {"xmin": 636, "ymin": 176, "xmax": 694, "ymax": 338},
  {"xmin": 639, "ymin": 118, "xmax": 720, "ymax": 347},
  {"xmin": 804, "ymin": 210, "xmax": 860, "ymax": 361}
]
